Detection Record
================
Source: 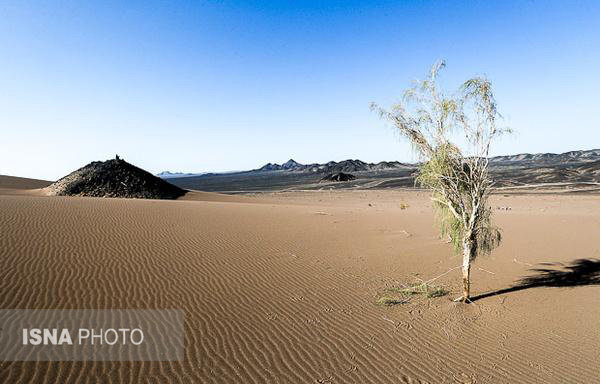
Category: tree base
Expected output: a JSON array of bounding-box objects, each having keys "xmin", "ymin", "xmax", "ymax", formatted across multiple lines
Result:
[{"xmin": 453, "ymin": 296, "xmax": 473, "ymax": 303}]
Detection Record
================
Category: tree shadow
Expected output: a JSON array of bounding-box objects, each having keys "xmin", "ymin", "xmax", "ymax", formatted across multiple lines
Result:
[{"xmin": 470, "ymin": 258, "xmax": 600, "ymax": 302}]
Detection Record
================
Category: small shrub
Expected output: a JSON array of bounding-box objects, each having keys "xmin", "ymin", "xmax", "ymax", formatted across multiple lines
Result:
[
  {"xmin": 376, "ymin": 296, "xmax": 408, "ymax": 306},
  {"xmin": 387, "ymin": 282, "xmax": 448, "ymax": 298},
  {"xmin": 376, "ymin": 282, "xmax": 448, "ymax": 307}
]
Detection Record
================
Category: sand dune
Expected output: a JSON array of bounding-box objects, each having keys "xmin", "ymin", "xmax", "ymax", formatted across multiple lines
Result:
[
  {"xmin": 179, "ymin": 190, "xmax": 261, "ymax": 204},
  {"xmin": 0, "ymin": 175, "xmax": 52, "ymax": 190},
  {"xmin": 1, "ymin": 185, "xmax": 600, "ymax": 383}
]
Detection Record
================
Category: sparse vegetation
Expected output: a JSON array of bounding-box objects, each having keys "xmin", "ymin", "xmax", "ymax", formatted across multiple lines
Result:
[
  {"xmin": 376, "ymin": 296, "xmax": 409, "ymax": 306},
  {"xmin": 388, "ymin": 282, "xmax": 448, "ymax": 298},
  {"xmin": 372, "ymin": 60, "xmax": 509, "ymax": 302},
  {"xmin": 377, "ymin": 282, "xmax": 448, "ymax": 306}
]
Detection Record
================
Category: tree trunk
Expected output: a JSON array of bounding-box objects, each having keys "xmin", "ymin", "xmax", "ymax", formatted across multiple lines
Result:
[{"xmin": 461, "ymin": 236, "xmax": 475, "ymax": 302}]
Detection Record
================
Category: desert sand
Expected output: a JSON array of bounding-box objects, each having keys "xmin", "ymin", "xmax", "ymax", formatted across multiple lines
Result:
[
  {"xmin": 1, "ymin": 176, "xmax": 600, "ymax": 383},
  {"xmin": 0, "ymin": 175, "xmax": 51, "ymax": 190}
]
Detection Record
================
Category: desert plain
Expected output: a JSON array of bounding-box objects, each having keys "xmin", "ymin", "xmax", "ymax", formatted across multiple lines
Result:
[{"xmin": 1, "ymin": 175, "xmax": 600, "ymax": 383}]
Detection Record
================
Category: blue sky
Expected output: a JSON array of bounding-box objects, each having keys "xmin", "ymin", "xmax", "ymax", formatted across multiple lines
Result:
[{"xmin": 1, "ymin": 1, "xmax": 599, "ymax": 180}]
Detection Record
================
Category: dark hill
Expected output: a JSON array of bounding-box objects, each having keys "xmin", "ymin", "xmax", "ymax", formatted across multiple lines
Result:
[
  {"xmin": 320, "ymin": 172, "xmax": 357, "ymax": 182},
  {"xmin": 46, "ymin": 157, "xmax": 186, "ymax": 199}
]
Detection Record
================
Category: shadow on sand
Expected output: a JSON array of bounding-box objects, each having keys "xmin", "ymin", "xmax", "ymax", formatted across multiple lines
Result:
[{"xmin": 471, "ymin": 258, "xmax": 600, "ymax": 302}]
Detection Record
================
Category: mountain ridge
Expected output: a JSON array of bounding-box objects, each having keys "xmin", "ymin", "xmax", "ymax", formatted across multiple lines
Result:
[
  {"xmin": 158, "ymin": 149, "xmax": 600, "ymax": 180},
  {"xmin": 254, "ymin": 149, "xmax": 600, "ymax": 174},
  {"xmin": 163, "ymin": 148, "xmax": 600, "ymax": 193},
  {"xmin": 257, "ymin": 158, "xmax": 413, "ymax": 174}
]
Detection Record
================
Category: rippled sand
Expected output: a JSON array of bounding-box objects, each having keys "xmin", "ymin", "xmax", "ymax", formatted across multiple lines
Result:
[{"xmin": 1, "ymin": 176, "xmax": 600, "ymax": 383}]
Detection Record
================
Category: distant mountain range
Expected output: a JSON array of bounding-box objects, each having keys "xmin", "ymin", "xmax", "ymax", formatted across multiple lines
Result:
[
  {"xmin": 156, "ymin": 171, "xmax": 207, "ymax": 179},
  {"xmin": 159, "ymin": 149, "xmax": 600, "ymax": 182},
  {"xmin": 257, "ymin": 159, "xmax": 414, "ymax": 173},
  {"xmin": 163, "ymin": 149, "xmax": 600, "ymax": 192},
  {"xmin": 158, "ymin": 159, "xmax": 414, "ymax": 178},
  {"xmin": 489, "ymin": 149, "xmax": 600, "ymax": 164},
  {"xmin": 255, "ymin": 149, "xmax": 600, "ymax": 173}
]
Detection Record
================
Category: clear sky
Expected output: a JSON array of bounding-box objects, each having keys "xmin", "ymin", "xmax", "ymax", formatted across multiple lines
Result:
[{"xmin": 2, "ymin": 0, "xmax": 599, "ymax": 180}]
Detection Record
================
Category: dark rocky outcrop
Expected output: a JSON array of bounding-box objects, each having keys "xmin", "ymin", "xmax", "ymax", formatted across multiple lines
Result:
[
  {"xmin": 258, "ymin": 163, "xmax": 282, "ymax": 171},
  {"xmin": 46, "ymin": 157, "xmax": 186, "ymax": 199},
  {"xmin": 281, "ymin": 159, "xmax": 302, "ymax": 170},
  {"xmin": 320, "ymin": 172, "xmax": 357, "ymax": 182},
  {"xmin": 259, "ymin": 159, "xmax": 303, "ymax": 171}
]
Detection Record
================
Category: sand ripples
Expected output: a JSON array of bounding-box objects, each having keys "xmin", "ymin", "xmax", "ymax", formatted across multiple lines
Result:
[{"xmin": 1, "ymin": 193, "xmax": 599, "ymax": 383}]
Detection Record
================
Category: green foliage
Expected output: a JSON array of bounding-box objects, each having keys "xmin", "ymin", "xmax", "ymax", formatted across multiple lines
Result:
[
  {"xmin": 415, "ymin": 142, "xmax": 462, "ymax": 190},
  {"xmin": 415, "ymin": 143, "xmax": 466, "ymax": 254},
  {"xmin": 412, "ymin": 136, "xmax": 502, "ymax": 259},
  {"xmin": 432, "ymin": 196, "xmax": 464, "ymax": 253},
  {"xmin": 473, "ymin": 206, "xmax": 502, "ymax": 256}
]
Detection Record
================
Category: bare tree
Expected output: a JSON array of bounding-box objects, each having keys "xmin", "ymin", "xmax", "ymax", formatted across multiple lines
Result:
[{"xmin": 371, "ymin": 60, "xmax": 509, "ymax": 302}]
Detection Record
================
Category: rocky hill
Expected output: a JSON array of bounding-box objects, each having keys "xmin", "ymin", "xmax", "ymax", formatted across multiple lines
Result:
[{"xmin": 46, "ymin": 157, "xmax": 186, "ymax": 199}]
